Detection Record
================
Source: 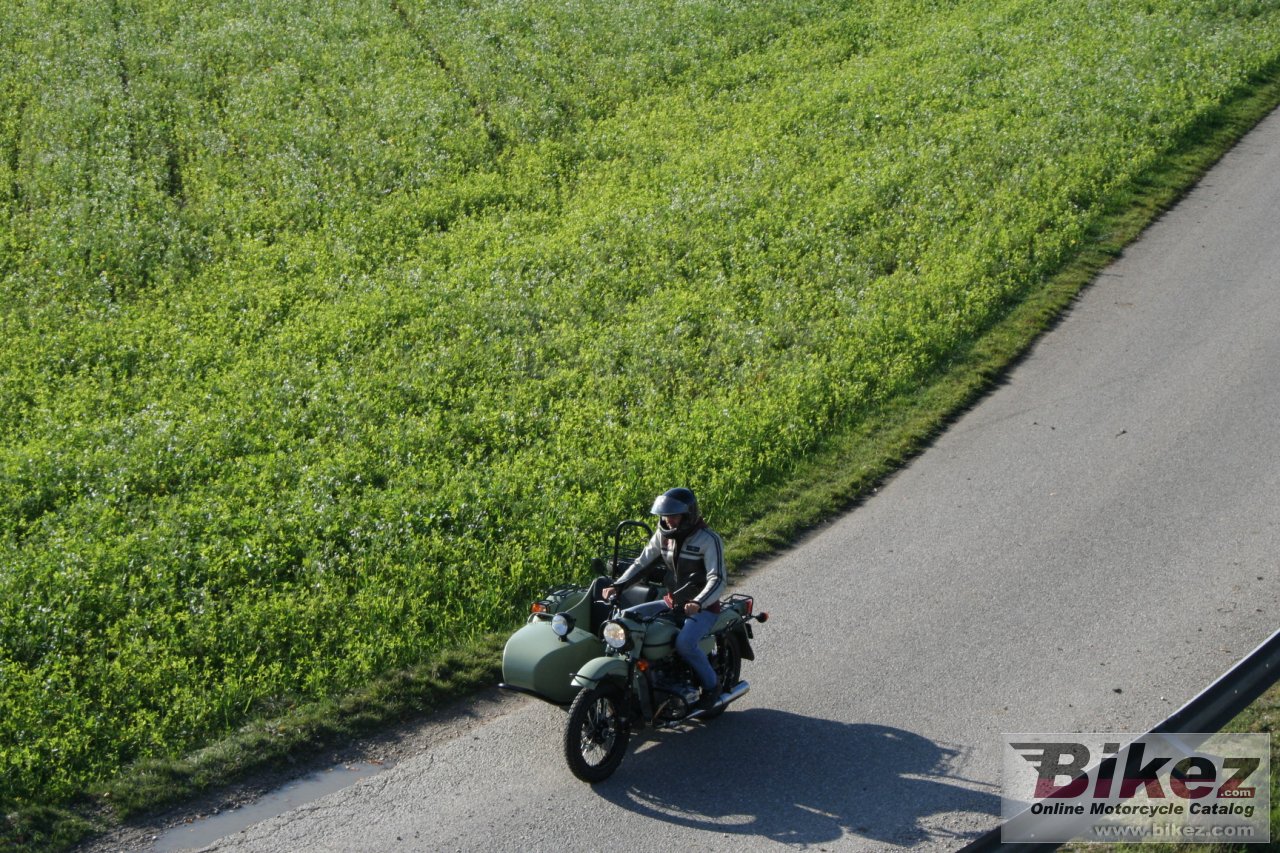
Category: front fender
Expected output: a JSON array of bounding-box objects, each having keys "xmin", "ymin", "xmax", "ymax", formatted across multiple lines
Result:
[{"xmin": 572, "ymin": 656, "xmax": 629, "ymax": 689}]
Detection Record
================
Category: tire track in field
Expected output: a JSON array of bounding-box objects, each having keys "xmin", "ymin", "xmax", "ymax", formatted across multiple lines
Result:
[
  {"xmin": 107, "ymin": 0, "xmax": 186, "ymax": 208},
  {"xmin": 387, "ymin": 0, "xmax": 508, "ymax": 156},
  {"xmin": 2, "ymin": 96, "xmax": 25, "ymax": 216},
  {"xmin": 106, "ymin": 0, "xmax": 138, "ymax": 166}
]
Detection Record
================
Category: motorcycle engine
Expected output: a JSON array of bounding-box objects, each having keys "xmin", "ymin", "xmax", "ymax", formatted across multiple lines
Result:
[{"xmin": 649, "ymin": 665, "xmax": 700, "ymax": 721}]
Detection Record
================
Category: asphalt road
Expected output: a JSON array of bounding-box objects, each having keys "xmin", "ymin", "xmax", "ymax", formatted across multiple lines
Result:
[{"xmin": 173, "ymin": 107, "xmax": 1280, "ymax": 852}]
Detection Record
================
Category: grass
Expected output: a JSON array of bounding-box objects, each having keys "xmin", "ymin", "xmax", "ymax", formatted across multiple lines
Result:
[
  {"xmin": 6, "ymin": 633, "xmax": 506, "ymax": 850},
  {"xmin": 4, "ymin": 1, "xmax": 1280, "ymax": 849},
  {"xmin": 9, "ymin": 43, "xmax": 1279, "ymax": 853},
  {"xmin": 725, "ymin": 53, "xmax": 1280, "ymax": 574}
]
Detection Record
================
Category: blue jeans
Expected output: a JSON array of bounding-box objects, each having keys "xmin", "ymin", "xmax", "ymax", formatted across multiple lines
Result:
[
  {"xmin": 676, "ymin": 609, "xmax": 719, "ymax": 692},
  {"xmin": 622, "ymin": 602, "xmax": 719, "ymax": 693}
]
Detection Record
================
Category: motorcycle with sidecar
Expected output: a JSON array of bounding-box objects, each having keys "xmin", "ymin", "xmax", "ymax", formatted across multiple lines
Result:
[{"xmin": 499, "ymin": 520, "xmax": 769, "ymax": 782}]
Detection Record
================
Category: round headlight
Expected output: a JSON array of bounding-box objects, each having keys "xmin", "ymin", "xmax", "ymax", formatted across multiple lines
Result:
[
  {"xmin": 602, "ymin": 620, "xmax": 629, "ymax": 650},
  {"xmin": 551, "ymin": 612, "xmax": 575, "ymax": 637}
]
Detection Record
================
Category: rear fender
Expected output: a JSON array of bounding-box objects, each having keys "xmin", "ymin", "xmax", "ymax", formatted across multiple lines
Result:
[
  {"xmin": 710, "ymin": 610, "xmax": 755, "ymax": 661},
  {"xmin": 729, "ymin": 624, "xmax": 755, "ymax": 661}
]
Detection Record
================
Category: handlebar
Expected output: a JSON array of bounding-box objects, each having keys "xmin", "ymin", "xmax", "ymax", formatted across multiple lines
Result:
[{"xmin": 596, "ymin": 596, "xmax": 680, "ymax": 625}]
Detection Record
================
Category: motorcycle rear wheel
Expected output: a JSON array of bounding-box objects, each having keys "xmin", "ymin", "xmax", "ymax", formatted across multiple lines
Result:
[
  {"xmin": 564, "ymin": 686, "xmax": 630, "ymax": 783},
  {"xmin": 698, "ymin": 634, "xmax": 742, "ymax": 722}
]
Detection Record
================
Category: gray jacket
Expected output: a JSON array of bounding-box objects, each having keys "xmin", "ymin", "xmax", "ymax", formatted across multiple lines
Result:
[{"xmin": 615, "ymin": 523, "xmax": 726, "ymax": 609}]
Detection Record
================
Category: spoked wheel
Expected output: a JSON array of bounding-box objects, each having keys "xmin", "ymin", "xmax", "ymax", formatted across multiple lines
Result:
[
  {"xmin": 698, "ymin": 634, "xmax": 742, "ymax": 722},
  {"xmin": 564, "ymin": 686, "xmax": 630, "ymax": 783}
]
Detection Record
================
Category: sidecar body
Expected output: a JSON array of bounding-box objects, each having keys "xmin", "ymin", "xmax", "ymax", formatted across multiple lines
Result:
[
  {"xmin": 501, "ymin": 584, "xmax": 602, "ymax": 705},
  {"xmin": 500, "ymin": 577, "xmax": 666, "ymax": 704},
  {"xmin": 501, "ymin": 521, "xmax": 664, "ymax": 705}
]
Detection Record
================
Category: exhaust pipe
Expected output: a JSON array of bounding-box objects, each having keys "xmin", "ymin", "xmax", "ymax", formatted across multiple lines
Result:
[{"xmin": 688, "ymin": 680, "xmax": 750, "ymax": 720}]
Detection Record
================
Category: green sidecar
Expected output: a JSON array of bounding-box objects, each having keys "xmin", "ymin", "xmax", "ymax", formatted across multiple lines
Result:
[
  {"xmin": 499, "ymin": 574, "xmax": 665, "ymax": 705},
  {"xmin": 500, "ymin": 582, "xmax": 606, "ymax": 705},
  {"xmin": 501, "ymin": 520, "xmax": 663, "ymax": 706}
]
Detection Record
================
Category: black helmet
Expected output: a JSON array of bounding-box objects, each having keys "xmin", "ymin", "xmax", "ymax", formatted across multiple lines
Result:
[{"xmin": 650, "ymin": 487, "xmax": 700, "ymax": 538}]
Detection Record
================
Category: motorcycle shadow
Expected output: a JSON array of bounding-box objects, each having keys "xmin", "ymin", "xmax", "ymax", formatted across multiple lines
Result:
[{"xmin": 594, "ymin": 708, "xmax": 999, "ymax": 847}]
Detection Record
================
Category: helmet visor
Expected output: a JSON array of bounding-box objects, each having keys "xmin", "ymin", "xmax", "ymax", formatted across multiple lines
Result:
[{"xmin": 649, "ymin": 492, "xmax": 692, "ymax": 517}]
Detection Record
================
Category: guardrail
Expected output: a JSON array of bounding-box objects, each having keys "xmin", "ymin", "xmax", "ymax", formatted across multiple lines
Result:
[{"xmin": 958, "ymin": 627, "xmax": 1280, "ymax": 852}]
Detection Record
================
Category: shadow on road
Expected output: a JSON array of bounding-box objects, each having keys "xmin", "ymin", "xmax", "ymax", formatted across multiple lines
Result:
[{"xmin": 594, "ymin": 708, "xmax": 998, "ymax": 848}]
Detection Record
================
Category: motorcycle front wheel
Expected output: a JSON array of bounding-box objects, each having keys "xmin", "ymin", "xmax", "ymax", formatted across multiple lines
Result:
[{"xmin": 564, "ymin": 685, "xmax": 630, "ymax": 783}]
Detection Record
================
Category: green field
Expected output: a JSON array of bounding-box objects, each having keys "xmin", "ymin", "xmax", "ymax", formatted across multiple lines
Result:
[{"xmin": 3, "ymin": 0, "xmax": 1280, "ymax": 839}]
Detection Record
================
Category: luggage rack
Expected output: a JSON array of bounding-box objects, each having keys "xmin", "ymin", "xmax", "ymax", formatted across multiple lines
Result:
[{"xmin": 530, "ymin": 584, "xmax": 583, "ymax": 617}]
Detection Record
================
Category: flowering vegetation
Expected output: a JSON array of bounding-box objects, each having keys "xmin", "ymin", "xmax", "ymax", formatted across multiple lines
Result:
[{"xmin": 2, "ymin": 0, "xmax": 1278, "ymax": 814}]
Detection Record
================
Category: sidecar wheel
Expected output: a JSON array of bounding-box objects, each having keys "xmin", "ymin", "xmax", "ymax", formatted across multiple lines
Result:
[
  {"xmin": 564, "ymin": 686, "xmax": 630, "ymax": 783},
  {"xmin": 698, "ymin": 634, "xmax": 742, "ymax": 722}
]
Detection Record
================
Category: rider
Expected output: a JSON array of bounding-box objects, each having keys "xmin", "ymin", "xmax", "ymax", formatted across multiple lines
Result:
[{"xmin": 603, "ymin": 487, "xmax": 725, "ymax": 712}]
